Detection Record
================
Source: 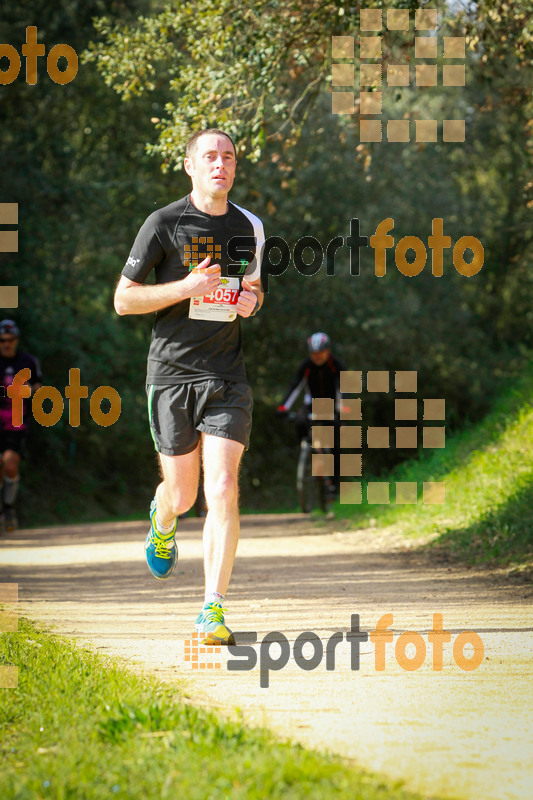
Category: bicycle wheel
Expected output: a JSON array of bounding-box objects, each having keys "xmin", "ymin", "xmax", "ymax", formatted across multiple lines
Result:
[{"xmin": 297, "ymin": 440, "xmax": 315, "ymax": 513}]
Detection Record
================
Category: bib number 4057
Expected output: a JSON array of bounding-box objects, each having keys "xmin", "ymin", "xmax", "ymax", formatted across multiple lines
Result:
[{"xmin": 204, "ymin": 287, "xmax": 239, "ymax": 305}]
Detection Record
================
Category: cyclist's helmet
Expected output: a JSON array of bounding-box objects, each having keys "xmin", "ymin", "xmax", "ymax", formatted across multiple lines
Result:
[
  {"xmin": 0, "ymin": 319, "xmax": 20, "ymax": 338},
  {"xmin": 307, "ymin": 332, "xmax": 331, "ymax": 353}
]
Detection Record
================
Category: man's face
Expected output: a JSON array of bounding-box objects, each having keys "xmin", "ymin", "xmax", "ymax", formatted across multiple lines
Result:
[
  {"xmin": 184, "ymin": 133, "xmax": 236, "ymax": 199},
  {"xmin": 0, "ymin": 335, "xmax": 18, "ymax": 358},
  {"xmin": 310, "ymin": 348, "xmax": 330, "ymax": 366}
]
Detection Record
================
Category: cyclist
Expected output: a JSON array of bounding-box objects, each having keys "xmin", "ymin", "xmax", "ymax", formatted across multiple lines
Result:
[
  {"xmin": 277, "ymin": 332, "xmax": 345, "ymax": 494},
  {"xmin": 0, "ymin": 320, "xmax": 42, "ymax": 532}
]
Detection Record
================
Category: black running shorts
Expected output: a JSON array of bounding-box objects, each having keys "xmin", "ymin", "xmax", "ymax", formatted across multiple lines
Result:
[{"xmin": 146, "ymin": 379, "xmax": 253, "ymax": 456}]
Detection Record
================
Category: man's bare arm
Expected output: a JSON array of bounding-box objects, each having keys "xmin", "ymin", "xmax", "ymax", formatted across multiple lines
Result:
[{"xmin": 114, "ymin": 257, "xmax": 222, "ymax": 316}]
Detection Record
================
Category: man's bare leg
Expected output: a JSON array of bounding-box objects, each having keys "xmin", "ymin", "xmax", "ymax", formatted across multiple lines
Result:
[
  {"xmin": 201, "ymin": 433, "xmax": 244, "ymax": 597},
  {"xmin": 145, "ymin": 446, "xmax": 203, "ymax": 580},
  {"xmin": 156, "ymin": 445, "xmax": 201, "ymax": 525}
]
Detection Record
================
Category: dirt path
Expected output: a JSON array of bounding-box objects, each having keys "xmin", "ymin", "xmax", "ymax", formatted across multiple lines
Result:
[{"xmin": 1, "ymin": 514, "xmax": 532, "ymax": 800}]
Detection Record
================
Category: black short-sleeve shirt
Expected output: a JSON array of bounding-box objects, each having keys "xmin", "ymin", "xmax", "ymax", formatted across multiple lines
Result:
[
  {"xmin": 122, "ymin": 195, "xmax": 264, "ymax": 384},
  {"xmin": 0, "ymin": 351, "xmax": 42, "ymax": 431}
]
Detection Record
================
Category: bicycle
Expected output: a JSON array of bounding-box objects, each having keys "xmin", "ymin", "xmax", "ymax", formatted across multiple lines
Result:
[{"xmin": 289, "ymin": 412, "xmax": 335, "ymax": 514}]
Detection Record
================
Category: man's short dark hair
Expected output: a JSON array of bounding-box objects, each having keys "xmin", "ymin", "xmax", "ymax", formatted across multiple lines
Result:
[{"xmin": 185, "ymin": 129, "xmax": 237, "ymax": 160}]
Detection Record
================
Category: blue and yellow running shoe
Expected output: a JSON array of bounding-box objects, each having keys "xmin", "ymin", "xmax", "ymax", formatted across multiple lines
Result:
[
  {"xmin": 195, "ymin": 601, "xmax": 234, "ymax": 645},
  {"xmin": 145, "ymin": 498, "xmax": 178, "ymax": 580}
]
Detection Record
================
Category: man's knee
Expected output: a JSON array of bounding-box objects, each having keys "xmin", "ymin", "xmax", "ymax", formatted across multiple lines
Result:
[
  {"xmin": 163, "ymin": 485, "xmax": 198, "ymax": 517},
  {"xmin": 158, "ymin": 446, "xmax": 201, "ymax": 517},
  {"xmin": 204, "ymin": 470, "xmax": 239, "ymax": 509}
]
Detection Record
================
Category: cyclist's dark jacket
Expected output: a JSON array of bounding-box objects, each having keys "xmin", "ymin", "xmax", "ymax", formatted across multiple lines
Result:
[
  {"xmin": 281, "ymin": 355, "xmax": 346, "ymax": 410},
  {"xmin": 121, "ymin": 194, "xmax": 264, "ymax": 385},
  {"xmin": 0, "ymin": 351, "xmax": 42, "ymax": 431}
]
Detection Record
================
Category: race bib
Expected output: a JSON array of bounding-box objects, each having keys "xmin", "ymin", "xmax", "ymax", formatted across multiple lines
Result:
[{"xmin": 189, "ymin": 277, "xmax": 240, "ymax": 322}]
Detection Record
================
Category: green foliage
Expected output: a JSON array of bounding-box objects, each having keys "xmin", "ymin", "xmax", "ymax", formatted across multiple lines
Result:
[
  {"xmin": 1, "ymin": 2, "xmax": 183, "ymax": 524},
  {"xmin": 85, "ymin": 0, "xmax": 395, "ymax": 166},
  {"xmin": 0, "ymin": 619, "xmax": 436, "ymax": 800},
  {"xmin": 1, "ymin": 1, "xmax": 532, "ymax": 522},
  {"xmin": 334, "ymin": 364, "xmax": 533, "ymax": 568}
]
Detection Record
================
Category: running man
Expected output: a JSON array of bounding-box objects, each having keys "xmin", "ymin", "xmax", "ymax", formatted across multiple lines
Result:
[
  {"xmin": 114, "ymin": 129, "xmax": 264, "ymax": 644},
  {"xmin": 0, "ymin": 320, "xmax": 42, "ymax": 532}
]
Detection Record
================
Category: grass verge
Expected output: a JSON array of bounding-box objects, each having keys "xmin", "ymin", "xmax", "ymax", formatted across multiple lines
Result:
[
  {"xmin": 0, "ymin": 618, "xmax": 438, "ymax": 800},
  {"xmin": 333, "ymin": 366, "xmax": 533, "ymax": 568}
]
